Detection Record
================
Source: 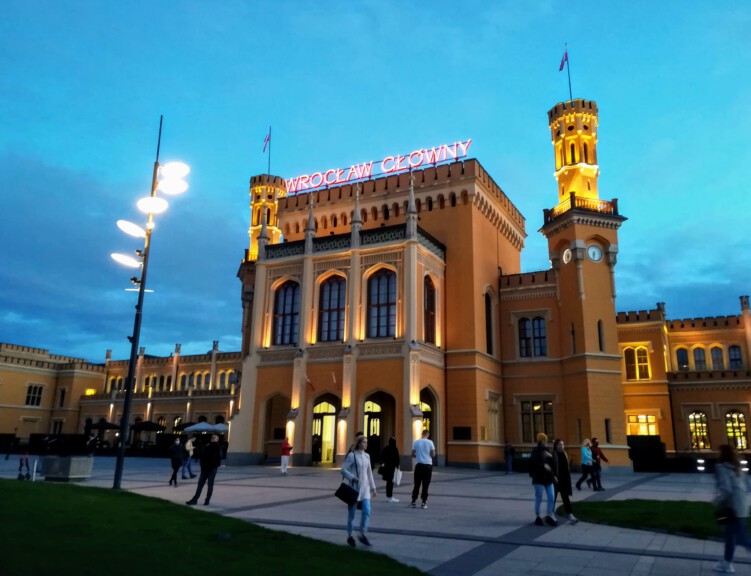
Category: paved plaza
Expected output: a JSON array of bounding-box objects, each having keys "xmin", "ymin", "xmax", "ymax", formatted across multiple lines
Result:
[{"xmin": 2, "ymin": 456, "xmax": 749, "ymax": 575}]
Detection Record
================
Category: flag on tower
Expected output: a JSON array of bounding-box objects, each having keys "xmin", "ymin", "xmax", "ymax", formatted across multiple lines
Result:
[
  {"xmin": 262, "ymin": 127, "xmax": 271, "ymax": 152},
  {"xmin": 559, "ymin": 48, "xmax": 568, "ymax": 71}
]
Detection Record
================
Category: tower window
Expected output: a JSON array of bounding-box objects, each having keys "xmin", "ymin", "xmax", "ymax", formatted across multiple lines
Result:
[
  {"xmin": 570, "ymin": 143, "xmax": 576, "ymax": 164},
  {"xmin": 583, "ymin": 143, "xmax": 589, "ymax": 163}
]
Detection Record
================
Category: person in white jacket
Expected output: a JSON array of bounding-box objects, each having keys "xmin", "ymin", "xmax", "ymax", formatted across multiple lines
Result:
[{"xmin": 341, "ymin": 435, "xmax": 376, "ymax": 547}]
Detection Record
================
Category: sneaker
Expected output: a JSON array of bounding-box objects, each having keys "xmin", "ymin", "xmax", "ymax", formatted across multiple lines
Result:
[
  {"xmin": 347, "ymin": 536, "xmax": 356, "ymax": 548},
  {"xmin": 545, "ymin": 515, "xmax": 558, "ymax": 526},
  {"xmin": 185, "ymin": 500, "xmax": 197, "ymax": 506},
  {"xmin": 534, "ymin": 516, "xmax": 544, "ymax": 526},
  {"xmin": 358, "ymin": 533, "xmax": 372, "ymax": 546},
  {"xmin": 421, "ymin": 502, "xmax": 428, "ymax": 509},
  {"xmin": 410, "ymin": 501, "xmax": 417, "ymax": 508},
  {"xmin": 713, "ymin": 560, "xmax": 735, "ymax": 573},
  {"xmin": 568, "ymin": 514, "xmax": 578, "ymax": 525},
  {"xmin": 387, "ymin": 497, "xmax": 400, "ymax": 503}
]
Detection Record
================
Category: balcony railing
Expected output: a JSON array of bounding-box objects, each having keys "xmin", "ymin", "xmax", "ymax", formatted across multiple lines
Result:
[{"xmin": 543, "ymin": 193, "xmax": 620, "ymax": 224}]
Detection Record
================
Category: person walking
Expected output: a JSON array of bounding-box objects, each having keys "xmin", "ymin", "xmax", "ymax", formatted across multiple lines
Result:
[
  {"xmin": 186, "ymin": 434, "xmax": 222, "ymax": 506},
  {"xmin": 168, "ymin": 437, "xmax": 184, "ymax": 487},
  {"xmin": 181, "ymin": 435, "xmax": 197, "ymax": 480},
  {"xmin": 530, "ymin": 433, "xmax": 557, "ymax": 526},
  {"xmin": 411, "ymin": 429, "xmax": 435, "ymax": 509},
  {"xmin": 341, "ymin": 435, "xmax": 376, "ymax": 547},
  {"xmin": 575, "ymin": 439, "xmax": 593, "ymax": 491},
  {"xmin": 380, "ymin": 436, "xmax": 401, "ymax": 502},
  {"xmin": 590, "ymin": 437, "xmax": 609, "ymax": 491},
  {"xmin": 552, "ymin": 439, "xmax": 577, "ymax": 524},
  {"xmin": 504, "ymin": 442, "xmax": 516, "ymax": 475},
  {"xmin": 713, "ymin": 444, "xmax": 751, "ymax": 573},
  {"xmin": 280, "ymin": 436, "xmax": 292, "ymax": 475}
]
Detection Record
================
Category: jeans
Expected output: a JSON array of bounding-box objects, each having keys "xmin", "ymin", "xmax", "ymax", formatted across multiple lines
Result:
[
  {"xmin": 181, "ymin": 457, "xmax": 193, "ymax": 478},
  {"xmin": 412, "ymin": 463, "xmax": 433, "ymax": 503},
  {"xmin": 347, "ymin": 499, "xmax": 371, "ymax": 535},
  {"xmin": 281, "ymin": 455, "xmax": 289, "ymax": 474},
  {"xmin": 534, "ymin": 483, "xmax": 555, "ymax": 517},
  {"xmin": 724, "ymin": 516, "xmax": 751, "ymax": 561},
  {"xmin": 505, "ymin": 457, "xmax": 513, "ymax": 474},
  {"xmin": 191, "ymin": 468, "xmax": 218, "ymax": 504}
]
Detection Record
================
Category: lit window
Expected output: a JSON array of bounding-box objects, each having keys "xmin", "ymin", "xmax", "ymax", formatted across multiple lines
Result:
[
  {"xmin": 688, "ymin": 411, "xmax": 710, "ymax": 449},
  {"xmin": 624, "ymin": 347, "xmax": 650, "ymax": 380},
  {"xmin": 729, "ymin": 346, "xmax": 743, "ymax": 369},
  {"xmin": 520, "ymin": 400, "xmax": 554, "ymax": 443},
  {"xmin": 711, "ymin": 347, "xmax": 724, "ymax": 370},
  {"xmin": 725, "ymin": 410, "xmax": 747, "ymax": 450},
  {"xmin": 273, "ymin": 280, "xmax": 301, "ymax": 345},
  {"xmin": 424, "ymin": 276, "xmax": 436, "ymax": 344},
  {"xmin": 627, "ymin": 414, "xmax": 657, "ymax": 436},
  {"xmin": 367, "ymin": 269, "xmax": 396, "ymax": 338},
  {"xmin": 25, "ymin": 385, "xmax": 43, "ymax": 407},
  {"xmin": 319, "ymin": 276, "xmax": 346, "ymax": 342},
  {"xmin": 693, "ymin": 348, "xmax": 707, "ymax": 371},
  {"xmin": 84, "ymin": 388, "xmax": 97, "ymax": 396},
  {"xmin": 676, "ymin": 348, "xmax": 689, "ymax": 371}
]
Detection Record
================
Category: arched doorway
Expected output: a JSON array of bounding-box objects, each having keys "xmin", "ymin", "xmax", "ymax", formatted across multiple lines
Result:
[
  {"xmin": 363, "ymin": 391, "xmax": 396, "ymax": 462},
  {"xmin": 263, "ymin": 394, "xmax": 291, "ymax": 461},
  {"xmin": 312, "ymin": 394, "xmax": 340, "ymax": 464},
  {"xmin": 420, "ymin": 388, "xmax": 437, "ymax": 438}
]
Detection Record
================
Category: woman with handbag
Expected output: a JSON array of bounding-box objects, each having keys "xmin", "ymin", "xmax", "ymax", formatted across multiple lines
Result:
[
  {"xmin": 380, "ymin": 436, "xmax": 401, "ymax": 503},
  {"xmin": 713, "ymin": 444, "xmax": 751, "ymax": 573},
  {"xmin": 341, "ymin": 435, "xmax": 376, "ymax": 547}
]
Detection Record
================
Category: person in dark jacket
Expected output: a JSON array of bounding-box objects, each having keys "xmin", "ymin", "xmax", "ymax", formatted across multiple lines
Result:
[
  {"xmin": 167, "ymin": 438, "xmax": 185, "ymax": 487},
  {"xmin": 590, "ymin": 437, "xmax": 609, "ymax": 491},
  {"xmin": 380, "ymin": 436, "xmax": 401, "ymax": 502},
  {"xmin": 529, "ymin": 433, "xmax": 557, "ymax": 526},
  {"xmin": 186, "ymin": 434, "xmax": 222, "ymax": 506},
  {"xmin": 552, "ymin": 439, "xmax": 577, "ymax": 524}
]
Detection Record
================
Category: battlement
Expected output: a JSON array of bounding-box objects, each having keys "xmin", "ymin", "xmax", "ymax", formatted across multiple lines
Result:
[
  {"xmin": 0, "ymin": 342, "xmax": 89, "ymax": 364},
  {"xmin": 667, "ymin": 316, "xmax": 742, "ymax": 331},
  {"xmin": 500, "ymin": 269, "xmax": 555, "ymax": 288},
  {"xmin": 547, "ymin": 99, "xmax": 598, "ymax": 122},
  {"xmin": 616, "ymin": 308, "xmax": 666, "ymax": 323},
  {"xmin": 275, "ymin": 159, "xmax": 525, "ymax": 229},
  {"xmin": 250, "ymin": 174, "xmax": 287, "ymax": 189}
]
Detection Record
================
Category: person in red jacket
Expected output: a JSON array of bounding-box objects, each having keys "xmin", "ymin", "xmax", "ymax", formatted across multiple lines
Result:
[
  {"xmin": 590, "ymin": 437, "xmax": 609, "ymax": 491},
  {"xmin": 280, "ymin": 436, "xmax": 293, "ymax": 475}
]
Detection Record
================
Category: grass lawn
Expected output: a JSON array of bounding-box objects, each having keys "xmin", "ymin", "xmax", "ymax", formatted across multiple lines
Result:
[
  {"xmin": 2, "ymin": 479, "xmax": 424, "ymax": 576},
  {"xmin": 570, "ymin": 499, "xmax": 742, "ymax": 540}
]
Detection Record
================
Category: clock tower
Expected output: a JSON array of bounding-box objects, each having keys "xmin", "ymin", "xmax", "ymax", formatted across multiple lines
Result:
[{"xmin": 540, "ymin": 98, "xmax": 628, "ymax": 453}]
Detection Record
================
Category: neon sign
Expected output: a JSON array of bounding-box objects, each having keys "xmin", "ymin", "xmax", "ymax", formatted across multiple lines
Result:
[{"xmin": 285, "ymin": 139, "xmax": 472, "ymax": 194}]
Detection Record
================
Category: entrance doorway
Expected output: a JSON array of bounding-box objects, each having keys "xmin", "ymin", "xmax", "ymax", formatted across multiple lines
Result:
[
  {"xmin": 419, "ymin": 388, "xmax": 436, "ymax": 437},
  {"xmin": 263, "ymin": 394, "xmax": 290, "ymax": 460},
  {"xmin": 363, "ymin": 391, "xmax": 396, "ymax": 463},
  {"xmin": 312, "ymin": 394, "xmax": 340, "ymax": 464}
]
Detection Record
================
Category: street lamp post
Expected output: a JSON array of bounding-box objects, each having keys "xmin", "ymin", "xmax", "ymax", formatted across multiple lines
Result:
[{"xmin": 111, "ymin": 116, "xmax": 189, "ymax": 489}]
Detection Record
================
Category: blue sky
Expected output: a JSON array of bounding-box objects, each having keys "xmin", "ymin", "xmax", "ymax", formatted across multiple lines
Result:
[{"xmin": 1, "ymin": 1, "xmax": 750, "ymax": 362}]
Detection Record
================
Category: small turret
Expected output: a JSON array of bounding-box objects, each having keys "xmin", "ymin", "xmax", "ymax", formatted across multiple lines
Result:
[{"xmin": 248, "ymin": 174, "xmax": 286, "ymax": 261}]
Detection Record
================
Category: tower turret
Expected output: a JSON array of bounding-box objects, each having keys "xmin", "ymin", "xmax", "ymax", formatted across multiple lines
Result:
[
  {"xmin": 548, "ymin": 99, "xmax": 600, "ymax": 204},
  {"xmin": 248, "ymin": 174, "xmax": 286, "ymax": 261}
]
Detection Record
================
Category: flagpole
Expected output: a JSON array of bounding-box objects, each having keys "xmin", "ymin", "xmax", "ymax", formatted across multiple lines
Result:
[
  {"xmin": 565, "ymin": 44, "xmax": 573, "ymax": 105},
  {"xmin": 267, "ymin": 126, "xmax": 271, "ymax": 176}
]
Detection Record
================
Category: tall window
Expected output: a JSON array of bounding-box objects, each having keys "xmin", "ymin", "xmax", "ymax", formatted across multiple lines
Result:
[
  {"xmin": 319, "ymin": 276, "xmax": 346, "ymax": 342},
  {"xmin": 25, "ymin": 385, "xmax": 43, "ymax": 407},
  {"xmin": 693, "ymin": 348, "xmax": 707, "ymax": 371},
  {"xmin": 597, "ymin": 319, "xmax": 604, "ymax": 352},
  {"xmin": 725, "ymin": 410, "xmax": 747, "ymax": 450},
  {"xmin": 179, "ymin": 374, "xmax": 187, "ymax": 390},
  {"xmin": 486, "ymin": 392, "xmax": 500, "ymax": 442},
  {"xmin": 729, "ymin": 345, "xmax": 743, "ymax": 369},
  {"xmin": 624, "ymin": 347, "xmax": 650, "ymax": 380},
  {"xmin": 688, "ymin": 411, "xmax": 710, "ymax": 449},
  {"xmin": 520, "ymin": 400, "xmax": 554, "ymax": 443},
  {"xmin": 627, "ymin": 414, "xmax": 657, "ymax": 435},
  {"xmin": 484, "ymin": 293, "xmax": 493, "ymax": 354},
  {"xmin": 676, "ymin": 348, "xmax": 689, "ymax": 371},
  {"xmin": 518, "ymin": 318, "xmax": 531, "ymax": 357},
  {"xmin": 532, "ymin": 317, "xmax": 547, "ymax": 357},
  {"xmin": 367, "ymin": 269, "xmax": 396, "ymax": 338},
  {"xmin": 273, "ymin": 280, "xmax": 301, "ymax": 345},
  {"xmin": 711, "ymin": 347, "xmax": 724, "ymax": 370},
  {"xmin": 424, "ymin": 276, "xmax": 436, "ymax": 344}
]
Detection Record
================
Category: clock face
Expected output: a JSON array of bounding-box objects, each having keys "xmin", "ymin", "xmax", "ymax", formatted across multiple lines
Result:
[
  {"xmin": 562, "ymin": 248, "xmax": 572, "ymax": 264},
  {"xmin": 587, "ymin": 244, "xmax": 603, "ymax": 262}
]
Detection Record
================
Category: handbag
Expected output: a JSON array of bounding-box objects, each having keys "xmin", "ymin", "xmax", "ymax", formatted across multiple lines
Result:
[
  {"xmin": 393, "ymin": 467, "xmax": 402, "ymax": 486},
  {"xmin": 335, "ymin": 481, "xmax": 358, "ymax": 506},
  {"xmin": 377, "ymin": 464, "xmax": 385, "ymax": 477}
]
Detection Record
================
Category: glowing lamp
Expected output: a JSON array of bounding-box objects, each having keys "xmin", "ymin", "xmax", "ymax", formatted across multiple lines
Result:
[
  {"xmin": 160, "ymin": 161, "xmax": 190, "ymax": 179},
  {"xmin": 157, "ymin": 178, "xmax": 188, "ymax": 195},
  {"xmin": 137, "ymin": 196, "xmax": 168, "ymax": 214},
  {"xmin": 117, "ymin": 220, "xmax": 147, "ymax": 238},
  {"xmin": 111, "ymin": 253, "xmax": 142, "ymax": 268}
]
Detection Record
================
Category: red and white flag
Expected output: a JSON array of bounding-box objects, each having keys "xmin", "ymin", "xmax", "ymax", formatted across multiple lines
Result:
[
  {"xmin": 262, "ymin": 127, "xmax": 271, "ymax": 152},
  {"xmin": 559, "ymin": 48, "xmax": 568, "ymax": 72}
]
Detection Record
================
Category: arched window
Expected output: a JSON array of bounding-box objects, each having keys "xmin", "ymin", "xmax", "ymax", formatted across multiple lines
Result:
[
  {"xmin": 218, "ymin": 371, "xmax": 227, "ymax": 389},
  {"xmin": 693, "ymin": 348, "xmax": 707, "ymax": 371},
  {"xmin": 332, "ymin": 215, "xmax": 338, "ymax": 227},
  {"xmin": 484, "ymin": 293, "xmax": 493, "ymax": 354},
  {"xmin": 204, "ymin": 371, "xmax": 211, "ymax": 389},
  {"xmin": 427, "ymin": 197, "xmax": 433, "ymax": 211},
  {"xmin": 532, "ymin": 317, "xmax": 547, "ymax": 357},
  {"xmin": 273, "ymin": 280, "xmax": 301, "ymax": 345},
  {"xmin": 179, "ymin": 374, "xmax": 187, "ymax": 390},
  {"xmin": 729, "ymin": 345, "xmax": 743, "ymax": 369},
  {"xmin": 711, "ymin": 347, "xmax": 724, "ymax": 370},
  {"xmin": 583, "ymin": 142, "xmax": 589, "ymax": 163},
  {"xmin": 319, "ymin": 276, "xmax": 346, "ymax": 342},
  {"xmin": 195, "ymin": 373, "xmax": 203, "ymax": 389},
  {"xmin": 518, "ymin": 318, "xmax": 531, "ymax": 358},
  {"xmin": 688, "ymin": 411, "xmax": 710, "ymax": 449},
  {"xmin": 676, "ymin": 348, "xmax": 689, "ymax": 371},
  {"xmin": 367, "ymin": 269, "xmax": 396, "ymax": 338},
  {"xmin": 450, "ymin": 193, "xmax": 456, "ymax": 207},
  {"xmin": 597, "ymin": 319, "xmax": 604, "ymax": 352},
  {"xmin": 424, "ymin": 276, "xmax": 436, "ymax": 344},
  {"xmin": 725, "ymin": 410, "xmax": 747, "ymax": 450},
  {"xmin": 383, "ymin": 205, "xmax": 389, "ymax": 220},
  {"xmin": 624, "ymin": 346, "xmax": 650, "ymax": 380},
  {"xmin": 570, "ymin": 143, "xmax": 576, "ymax": 164}
]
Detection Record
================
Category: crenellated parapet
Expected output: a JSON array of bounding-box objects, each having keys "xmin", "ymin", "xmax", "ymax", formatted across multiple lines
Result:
[
  {"xmin": 500, "ymin": 269, "xmax": 555, "ymax": 288},
  {"xmin": 616, "ymin": 307, "xmax": 666, "ymax": 323},
  {"xmin": 667, "ymin": 316, "xmax": 742, "ymax": 331}
]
